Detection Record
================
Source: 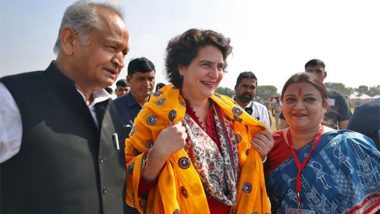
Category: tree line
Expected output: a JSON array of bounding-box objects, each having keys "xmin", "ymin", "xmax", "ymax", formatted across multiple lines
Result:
[{"xmin": 216, "ymin": 83, "xmax": 380, "ymax": 100}]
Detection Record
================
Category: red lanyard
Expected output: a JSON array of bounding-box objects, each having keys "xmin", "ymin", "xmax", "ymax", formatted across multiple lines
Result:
[{"xmin": 286, "ymin": 126, "xmax": 324, "ymax": 208}]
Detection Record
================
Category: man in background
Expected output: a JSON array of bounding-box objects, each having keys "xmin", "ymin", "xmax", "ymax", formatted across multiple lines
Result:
[
  {"xmin": 115, "ymin": 79, "xmax": 130, "ymax": 97},
  {"xmin": 113, "ymin": 57, "xmax": 155, "ymax": 214},
  {"xmin": 272, "ymin": 97, "xmax": 282, "ymax": 130},
  {"xmin": 305, "ymin": 59, "xmax": 351, "ymax": 129},
  {"xmin": 234, "ymin": 71, "xmax": 271, "ymax": 129},
  {"xmin": 348, "ymin": 98, "xmax": 380, "ymax": 150},
  {"xmin": 113, "ymin": 57, "xmax": 156, "ymax": 147}
]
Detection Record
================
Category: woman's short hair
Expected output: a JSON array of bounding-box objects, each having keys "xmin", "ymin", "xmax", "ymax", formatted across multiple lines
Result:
[{"xmin": 165, "ymin": 28, "xmax": 232, "ymax": 88}]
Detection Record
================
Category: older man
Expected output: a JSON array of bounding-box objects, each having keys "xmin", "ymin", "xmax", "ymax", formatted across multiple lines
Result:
[{"xmin": 0, "ymin": 1, "xmax": 129, "ymax": 213}]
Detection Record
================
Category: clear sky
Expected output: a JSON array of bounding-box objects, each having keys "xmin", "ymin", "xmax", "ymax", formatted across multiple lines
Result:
[{"xmin": 1, "ymin": 0, "xmax": 379, "ymax": 92}]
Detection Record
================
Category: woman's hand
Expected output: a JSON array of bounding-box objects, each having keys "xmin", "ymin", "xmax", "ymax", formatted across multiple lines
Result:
[
  {"xmin": 250, "ymin": 130, "xmax": 274, "ymax": 160},
  {"xmin": 142, "ymin": 122, "xmax": 187, "ymax": 181},
  {"xmin": 151, "ymin": 121, "xmax": 187, "ymax": 160}
]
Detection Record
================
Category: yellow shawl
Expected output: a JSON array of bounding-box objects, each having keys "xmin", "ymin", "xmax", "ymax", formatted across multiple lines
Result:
[{"xmin": 125, "ymin": 84, "xmax": 270, "ymax": 213}]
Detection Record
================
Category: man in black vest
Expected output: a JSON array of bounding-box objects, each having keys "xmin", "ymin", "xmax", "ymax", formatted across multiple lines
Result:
[{"xmin": 0, "ymin": 1, "xmax": 129, "ymax": 214}]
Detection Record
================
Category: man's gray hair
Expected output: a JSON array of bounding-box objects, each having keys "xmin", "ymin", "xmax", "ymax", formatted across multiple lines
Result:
[{"xmin": 53, "ymin": 0, "xmax": 123, "ymax": 54}]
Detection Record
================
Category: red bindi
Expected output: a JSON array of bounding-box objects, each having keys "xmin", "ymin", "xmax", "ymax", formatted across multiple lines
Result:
[{"xmin": 298, "ymin": 88, "xmax": 302, "ymax": 96}]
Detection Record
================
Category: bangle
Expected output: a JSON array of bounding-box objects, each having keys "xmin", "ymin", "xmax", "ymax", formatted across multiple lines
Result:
[{"xmin": 141, "ymin": 151, "xmax": 160, "ymax": 182}]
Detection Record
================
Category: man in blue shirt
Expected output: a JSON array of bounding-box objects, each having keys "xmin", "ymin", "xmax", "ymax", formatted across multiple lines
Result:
[
  {"xmin": 113, "ymin": 57, "xmax": 156, "ymax": 148},
  {"xmin": 112, "ymin": 57, "xmax": 155, "ymax": 214}
]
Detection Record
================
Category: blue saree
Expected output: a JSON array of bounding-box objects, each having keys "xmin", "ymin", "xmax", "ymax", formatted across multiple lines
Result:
[{"xmin": 265, "ymin": 129, "xmax": 380, "ymax": 214}]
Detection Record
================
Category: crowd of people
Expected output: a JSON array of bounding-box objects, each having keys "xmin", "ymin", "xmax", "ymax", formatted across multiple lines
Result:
[{"xmin": 1, "ymin": 1, "xmax": 379, "ymax": 214}]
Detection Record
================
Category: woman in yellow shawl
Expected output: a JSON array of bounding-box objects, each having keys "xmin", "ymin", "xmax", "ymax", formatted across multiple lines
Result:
[{"xmin": 125, "ymin": 28, "xmax": 273, "ymax": 214}]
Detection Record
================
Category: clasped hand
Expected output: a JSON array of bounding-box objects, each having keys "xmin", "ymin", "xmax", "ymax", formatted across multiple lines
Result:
[{"xmin": 250, "ymin": 130, "xmax": 274, "ymax": 159}]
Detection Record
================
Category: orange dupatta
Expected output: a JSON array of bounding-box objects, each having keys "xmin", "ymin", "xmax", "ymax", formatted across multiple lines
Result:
[{"xmin": 125, "ymin": 84, "xmax": 271, "ymax": 213}]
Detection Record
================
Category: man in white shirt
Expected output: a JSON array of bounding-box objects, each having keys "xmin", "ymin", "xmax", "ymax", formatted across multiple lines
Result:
[{"xmin": 234, "ymin": 71, "xmax": 271, "ymax": 129}]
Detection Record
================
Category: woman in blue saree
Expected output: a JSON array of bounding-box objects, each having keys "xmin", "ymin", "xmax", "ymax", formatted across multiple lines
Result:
[{"xmin": 265, "ymin": 72, "xmax": 380, "ymax": 214}]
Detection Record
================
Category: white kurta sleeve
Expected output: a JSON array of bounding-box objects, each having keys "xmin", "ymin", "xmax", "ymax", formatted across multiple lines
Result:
[{"xmin": 0, "ymin": 82, "xmax": 22, "ymax": 163}]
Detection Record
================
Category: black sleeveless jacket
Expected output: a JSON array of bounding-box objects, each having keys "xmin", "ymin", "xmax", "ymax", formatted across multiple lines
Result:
[{"xmin": 0, "ymin": 62, "xmax": 127, "ymax": 214}]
